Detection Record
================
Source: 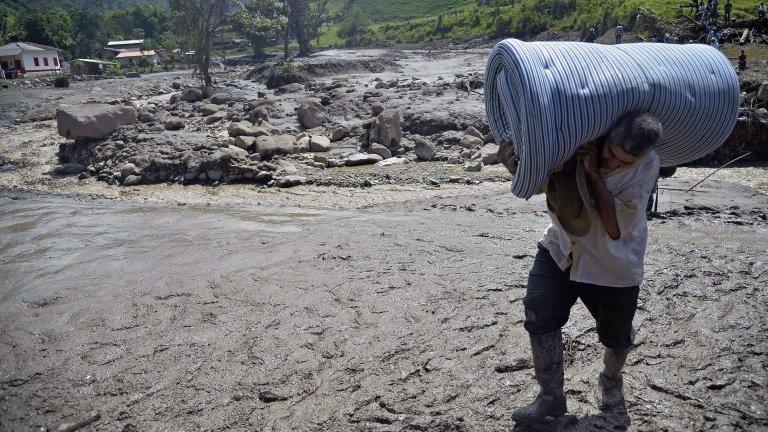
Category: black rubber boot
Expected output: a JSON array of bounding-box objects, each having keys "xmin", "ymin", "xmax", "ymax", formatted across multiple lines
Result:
[
  {"xmin": 598, "ymin": 347, "xmax": 631, "ymax": 409},
  {"xmin": 511, "ymin": 330, "xmax": 567, "ymax": 424}
]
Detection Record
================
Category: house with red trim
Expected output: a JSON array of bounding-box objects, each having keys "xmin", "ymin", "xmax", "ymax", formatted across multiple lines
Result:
[{"xmin": 0, "ymin": 42, "xmax": 62, "ymax": 79}]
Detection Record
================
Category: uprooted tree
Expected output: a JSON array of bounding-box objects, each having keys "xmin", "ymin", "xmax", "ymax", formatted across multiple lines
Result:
[{"xmin": 169, "ymin": 0, "xmax": 229, "ymax": 88}]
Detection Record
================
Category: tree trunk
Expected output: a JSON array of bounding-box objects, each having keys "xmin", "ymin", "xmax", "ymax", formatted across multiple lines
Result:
[{"xmin": 283, "ymin": 25, "xmax": 290, "ymax": 59}]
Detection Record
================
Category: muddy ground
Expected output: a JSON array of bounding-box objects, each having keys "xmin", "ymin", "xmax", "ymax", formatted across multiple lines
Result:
[{"xmin": 1, "ymin": 47, "xmax": 767, "ymax": 431}]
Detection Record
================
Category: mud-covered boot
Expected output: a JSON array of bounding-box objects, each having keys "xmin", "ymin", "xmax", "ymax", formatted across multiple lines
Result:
[
  {"xmin": 511, "ymin": 330, "xmax": 567, "ymax": 424},
  {"xmin": 598, "ymin": 347, "xmax": 631, "ymax": 409}
]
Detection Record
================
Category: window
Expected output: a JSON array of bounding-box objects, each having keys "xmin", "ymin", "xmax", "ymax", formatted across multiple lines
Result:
[
  {"xmin": 33, "ymin": 57, "xmax": 39, "ymax": 66},
  {"xmin": 53, "ymin": 58, "xmax": 58, "ymax": 67},
  {"xmin": 43, "ymin": 57, "xmax": 49, "ymax": 67}
]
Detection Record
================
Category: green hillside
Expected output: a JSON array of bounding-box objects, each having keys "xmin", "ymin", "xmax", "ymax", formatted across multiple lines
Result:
[{"xmin": 327, "ymin": 0, "xmax": 474, "ymax": 21}]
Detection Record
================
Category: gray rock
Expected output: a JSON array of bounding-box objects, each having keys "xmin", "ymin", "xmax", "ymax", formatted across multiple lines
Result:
[
  {"xmin": 54, "ymin": 163, "xmax": 87, "ymax": 175},
  {"xmin": 181, "ymin": 88, "xmax": 204, "ymax": 102},
  {"xmin": 138, "ymin": 111, "xmax": 156, "ymax": 123},
  {"xmin": 164, "ymin": 118, "xmax": 186, "ymax": 130},
  {"xmin": 461, "ymin": 135, "xmax": 484, "ymax": 149},
  {"xmin": 201, "ymin": 104, "xmax": 219, "ymax": 116},
  {"xmin": 224, "ymin": 145, "xmax": 249, "ymax": 158},
  {"xmin": 276, "ymin": 175, "xmax": 305, "ymax": 188},
  {"xmin": 309, "ymin": 135, "xmax": 331, "ymax": 152},
  {"xmin": 120, "ymin": 162, "xmax": 140, "ymax": 179},
  {"xmin": 123, "ymin": 174, "xmax": 142, "ymax": 186},
  {"xmin": 276, "ymin": 83, "xmax": 305, "ymax": 94},
  {"xmin": 207, "ymin": 169, "xmax": 223, "ymax": 182},
  {"xmin": 465, "ymin": 126, "xmax": 483, "ymax": 139},
  {"xmin": 369, "ymin": 143, "xmax": 392, "ymax": 159},
  {"xmin": 483, "ymin": 132, "xmax": 496, "ymax": 144},
  {"xmin": 463, "ymin": 160, "xmax": 483, "ymax": 172},
  {"xmin": 56, "ymin": 104, "xmax": 137, "ymax": 140},
  {"xmin": 210, "ymin": 93, "xmax": 233, "ymax": 105},
  {"xmin": 331, "ymin": 127, "xmax": 348, "ymax": 142},
  {"xmin": 254, "ymin": 135, "xmax": 297, "ymax": 159},
  {"xmin": 369, "ymin": 110, "xmax": 402, "ymax": 149},
  {"xmin": 234, "ymin": 136, "xmax": 257, "ymax": 150},
  {"xmin": 413, "ymin": 136, "xmax": 436, "ymax": 161},
  {"xmin": 480, "ymin": 143, "xmax": 500, "ymax": 165},
  {"xmin": 248, "ymin": 107, "xmax": 269, "ymax": 124},
  {"xmin": 205, "ymin": 112, "xmax": 227, "ymax": 124},
  {"xmin": 296, "ymin": 101, "xmax": 327, "ymax": 129},
  {"xmin": 227, "ymin": 121, "xmax": 269, "ymax": 138},
  {"xmin": 345, "ymin": 153, "xmax": 384, "ymax": 166},
  {"xmin": 125, "ymin": 72, "xmax": 141, "ymax": 78}
]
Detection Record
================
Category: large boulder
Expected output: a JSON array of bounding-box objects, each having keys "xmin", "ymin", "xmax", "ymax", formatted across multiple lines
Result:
[
  {"xmin": 309, "ymin": 135, "xmax": 331, "ymax": 152},
  {"xmin": 57, "ymin": 104, "xmax": 137, "ymax": 140},
  {"xmin": 181, "ymin": 88, "xmax": 204, "ymax": 102},
  {"xmin": 369, "ymin": 143, "xmax": 392, "ymax": 159},
  {"xmin": 254, "ymin": 135, "xmax": 296, "ymax": 159},
  {"xmin": 227, "ymin": 121, "xmax": 269, "ymax": 138},
  {"xmin": 296, "ymin": 101, "xmax": 327, "ymax": 129},
  {"xmin": 369, "ymin": 110, "xmax": 402, "ymax": 149}
]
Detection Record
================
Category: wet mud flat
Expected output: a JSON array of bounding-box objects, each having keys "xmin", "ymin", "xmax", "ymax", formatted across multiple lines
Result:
[{"xmin": 1, "ymin": 178, "xmax": 767, "ymax": 432}]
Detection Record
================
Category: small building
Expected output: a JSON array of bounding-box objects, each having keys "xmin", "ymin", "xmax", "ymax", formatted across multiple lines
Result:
[
  {"xmin": 73, "ymin": 59, "xmax": 118, "ymax": 75},
  {"xmin": 0, "ymin": 42, "xmax": 62, "ymax": 78},
  {"xmin": 115, "ymin": 50, "xmax": 159, "ymax": 68},
  {"xmin": 106, "ymin": 39, "xmax": 144, "ymax": 53}
]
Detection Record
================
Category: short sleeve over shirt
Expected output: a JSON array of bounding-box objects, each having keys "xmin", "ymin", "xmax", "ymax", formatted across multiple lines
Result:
[{"xmin": 540, "ymin": 150, "xmax": 660, "ymax": 287}]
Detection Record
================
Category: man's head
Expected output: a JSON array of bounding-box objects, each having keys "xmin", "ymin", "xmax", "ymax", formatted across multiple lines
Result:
[{"xmin": 602, "ymin": 113, "xmax": 663, "ymax": 171}]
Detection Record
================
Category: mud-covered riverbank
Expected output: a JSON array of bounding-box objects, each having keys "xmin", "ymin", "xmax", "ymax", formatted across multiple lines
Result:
[{"xmin": 1, "ymin": 177, "xmax": 767, "ymax": 432}]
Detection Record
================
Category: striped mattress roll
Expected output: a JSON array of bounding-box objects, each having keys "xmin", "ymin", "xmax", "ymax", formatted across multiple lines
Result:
[{"xmin": 484, "ymin": 38, "xmax": 740, "ymax": 199}]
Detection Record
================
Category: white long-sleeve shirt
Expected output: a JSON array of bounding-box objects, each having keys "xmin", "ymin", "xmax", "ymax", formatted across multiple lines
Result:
[{"xmin": 540, "ymin": 149, "xmax": 660, "ymax": 287}]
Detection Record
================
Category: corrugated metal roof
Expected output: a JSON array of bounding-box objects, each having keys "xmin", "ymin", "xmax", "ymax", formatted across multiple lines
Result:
[
  {"xmin": 0, "ymin": 42, "xmax": 60, "ymax": 57},
  {"xmin": 107, "ymin": 40, "xmax": 144, "ymax": 46},
  {"xmin": 115, "ymin": 50, "xmax": 156, "ymax": 59}
]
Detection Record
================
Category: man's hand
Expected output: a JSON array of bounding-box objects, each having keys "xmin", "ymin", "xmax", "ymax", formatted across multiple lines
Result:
[{"xmin": 497, "ymin": 145, "xmax": 518, "ymax": 175}]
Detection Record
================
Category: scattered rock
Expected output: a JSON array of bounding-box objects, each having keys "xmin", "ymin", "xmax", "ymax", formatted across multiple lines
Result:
[
  {"xmin": 309, "ymin": 135, "xmax": 331, "ymax": 152},
  {"xmin": 53, "ymin": 77, "xmax": 69, "ymax": 88},
  {"xmin": 276, "ymin": 175, "xmax": 306, "ymax": 188},
  {"xmin": 254, "ymin": 135, "xmax": 297, "ymax": 159},
  {"xmin": 369, "ymin": 143, "xmax": 392, "ymax": 159},
  {"xmin": 258, "ymin": 390, "xmax": 286, "ymax": 403},
  {"xmin": 480, "ymin": 143, "xmax": 500, "ymax": 165},
  {"xmin": 331, "ymin": 127, "xmax": 348, "ymax": 142},
  {"xmin": 465, "ymin": 126, "xmax": 483, "ymax": 139},
  {"xmin": 234, "ymin": 136, "xmax": 256, "ymax": 150},
  {"xmin": 163, "ymin": 118, "xmax": 186, "ymax": 131},
  {"xmin": 276, "ymin": 83, "xmax": 305, "ymax": 94},
  {"xmin": 181, "ymin": 88, "xmax": 204, "ymax": 102},
  {"xmin": 125, "ymin": 72, "xmax": 141, "ymax": 78},
  {"xmin": 227, "ymin": 121, "xmax": 269, "ymax": 138},
  {"xmin": 371, "ymin": 102, "xmax": 386, "ymax": 116},
  {"xmin": 54, "ymin": 163, "xmax": 87, "ymax": 176},
  {"xmin": 201, "ymin": 104, "xmax": 219, "ymax": 116},
  {"xmin": 296, "ymin": 101, "xmax": 328, "ymax": 129},
  {"xmin": 345, "ymin": 153, "xmax": 384, "ymax": 166},
  {"xmin": 368, "ymin": 110, "xmax": 402, "ymax": 149},
  {"xmin": 122, "ymin": 175, "xmax": 142, "ymax": 186},
  {"xmin": 463, "ymin": 160, "xmax": 483, "ymax": 172},
  {"xmin": 413, "ymin": 136, "xmax": 436, "ymax": 161},
  {"xmin": 120, "ymin": 163, "xmax": 140, "ymax": 179},
  {"xmin": 56, "ymin": 104, "xmax": 138, "ymax": 140},
  {"xmin": 52, "ymin": 411, "xmax": 100, "ymax": 432},
  {"xmin": 210, "ymin": 93, "xmax": 233, "ymax": 105},
  {"xmin": 461, "ymin": 135, "xmax": 484, "ymax": 149}
]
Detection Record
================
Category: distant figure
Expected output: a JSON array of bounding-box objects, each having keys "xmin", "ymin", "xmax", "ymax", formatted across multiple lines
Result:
[
  {"xmin": 615, "ymin": 25, "xmax": 624, "ymax": 44},
  {"xmin": 710, "ymin": 0, "xmax": 719, "ymax": 16},
  {"xmin": 759, "ymin": 2, "xmax": 767, "ymax": 18},
  {"xmin": 707, "ymin": 28, "xmax": 720, "ymax": 48},
  {"xmin": 724, "ymin": 0, "xmax": 733, "ymax": 21},
  {"xmin": 691, "ymin": 0, "xmax": 701, "ymax": 16},
  {"xmin": 649, "ymin": 35, "xmax": 657, "ymax": 42},
  {"xmin": 699, "ymin": 5, "xmax": 710, "ymax": 25},
  {"xmin": 738, "ymin": 49, "xmax": 747, "ymax": 70},
  {"xmin": 585, "ymin": 28, "xmax": 598, "ymax": 43}
]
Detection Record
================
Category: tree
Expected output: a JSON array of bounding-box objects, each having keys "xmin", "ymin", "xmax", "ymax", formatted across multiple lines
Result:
[
  {"xmin": 71, "ymin": 6, "xmax": 104, "ymax": 59},
  {"xmin": 283, "ymin": 0, "xmax": 328, "ymax": 57},
  {"xmin": 168, "ymin": 0, "xmax": 229, "ymax": 88},
  {"xmin": 232, "ymin": 0, "xmax": 287, "ymax": 58},
  {"xmin": 21, "ymin": 9, "xmax": 74, "ymax": 49},
  {"xmin": 337, "ymin": 5, "xmax": 372, "ymax": 47}
]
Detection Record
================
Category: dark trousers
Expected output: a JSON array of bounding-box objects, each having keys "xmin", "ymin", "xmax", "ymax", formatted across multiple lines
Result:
[{"xmin": 523, "ymin": 245, "xmax": 639, "ymax": 350}]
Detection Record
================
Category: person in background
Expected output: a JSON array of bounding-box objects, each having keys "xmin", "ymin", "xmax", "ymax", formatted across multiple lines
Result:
[
  {"xmin": 711, "ymin": 0, "xmax": 720, "ymax": 16},
  {"xmin": 699, "ymin": 5, "xmax": 710, "ymax": 25},
  {"xmin": 499, "ymin": 113, "xmax": 663, "ymax": 425},
  {"xmin": 724, "ymin": 0, "xmax": 733, "ymax": 21},
  {"xmin": 759, "ymin": 2, "xmax": 767, "ymax": 18},
  {"xmin": 585, "ymin": 28, "xmax": 598, "ymax": 43},
  {"xmin": 615, "ymin": 24, "xmax": 624, "ymax": 44},
  {"xmin": 738, "ymin": 49, "xmax": 747, "ymax": 70}
]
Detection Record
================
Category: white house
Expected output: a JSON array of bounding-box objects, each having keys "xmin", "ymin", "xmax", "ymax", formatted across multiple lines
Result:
[{"xmin": 0, "ymin": 42, "xmax": 62, "ymax": 78}]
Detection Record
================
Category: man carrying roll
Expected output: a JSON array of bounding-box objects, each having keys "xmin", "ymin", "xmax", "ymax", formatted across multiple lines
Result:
[{"xmin": 497, "ymin": 112, "xmax": 662, "ymax": 424}]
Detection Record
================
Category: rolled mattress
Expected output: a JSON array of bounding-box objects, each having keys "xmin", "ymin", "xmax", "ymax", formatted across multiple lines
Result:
[{"xmin": 484, "ymin": 38, "xmax": 739, "ymax": 199}]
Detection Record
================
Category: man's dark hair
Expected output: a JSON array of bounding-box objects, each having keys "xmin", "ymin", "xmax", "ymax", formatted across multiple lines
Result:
[{"xmin": 609, "ymin": 112, "xmax": 663, "ymax": 157}]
